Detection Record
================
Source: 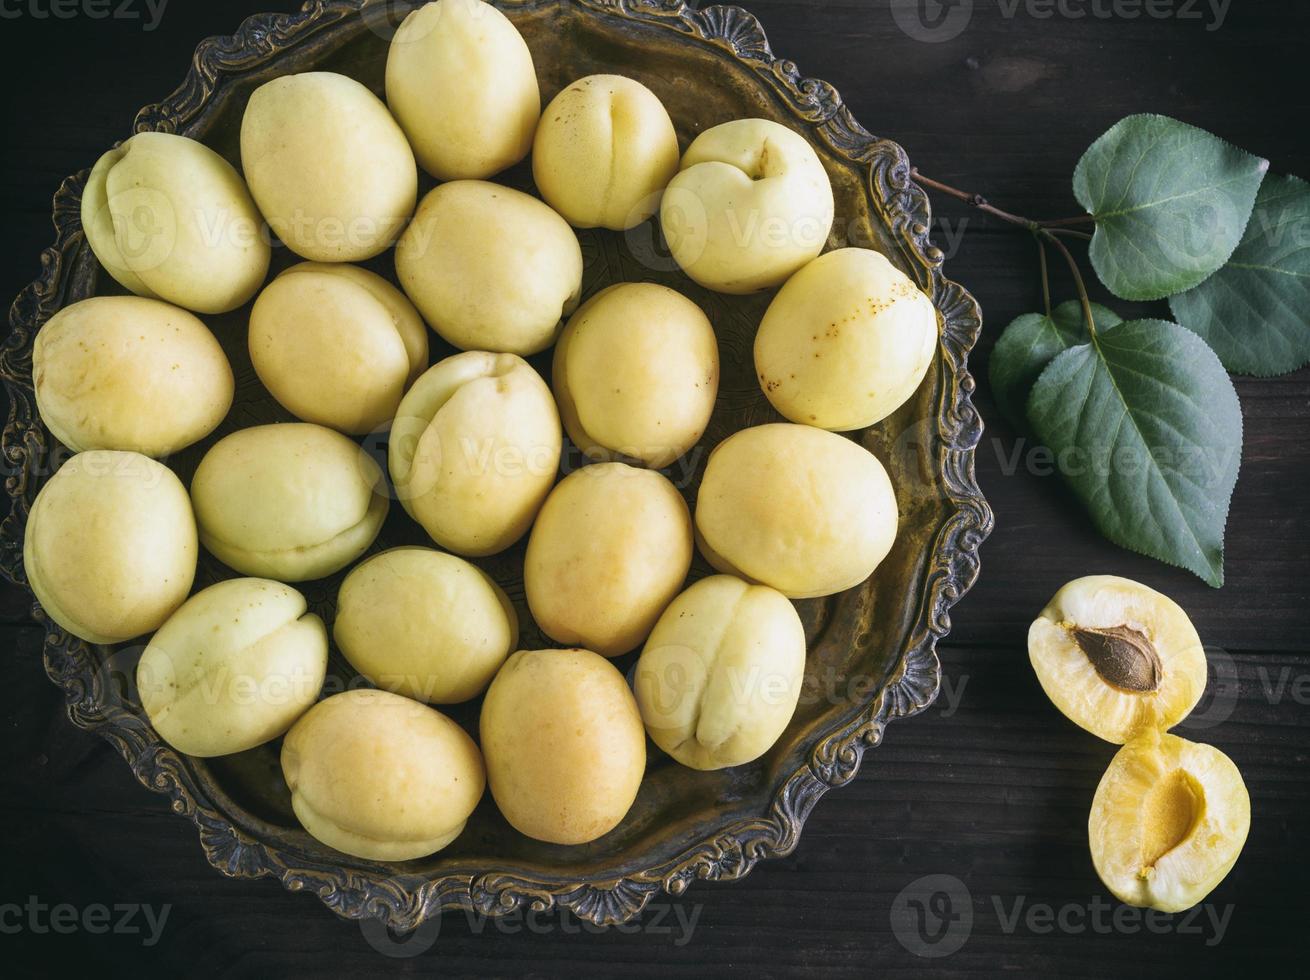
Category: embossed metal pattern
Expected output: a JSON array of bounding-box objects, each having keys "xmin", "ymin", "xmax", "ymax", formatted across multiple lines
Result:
[{"xmin": 0, "ymin": 0, "xmax": 992, "ymax": 928}]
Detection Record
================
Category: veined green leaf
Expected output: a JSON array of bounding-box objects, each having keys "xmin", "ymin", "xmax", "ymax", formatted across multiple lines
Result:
[
  {"xmin": 1074, "ymin": 114, "xmax": 1268, "ymax": 301},
  {"xmin": 1170, "ymin": 173, "xmax": 1310, "ymax": 376},
  {"xmin": 1026, "ymin": 319, "xmax": 1242, "ymax": 587},
  {"xmin": 989, "ymin": 300, "xmax": 1121, "ymax": 429}
]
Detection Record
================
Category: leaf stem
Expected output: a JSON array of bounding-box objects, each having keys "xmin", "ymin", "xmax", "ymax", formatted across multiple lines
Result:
[
  {"xmin": 909, "ymin": 168, "xmax": 1039, "ymax": 230},
  {"xmin": 1046, "ymin": 228, "xmax": 1093, "ymax": 241},
  {"xmin": 911, "ymin": 169, "xmax": 1099, "ymax": 341},
  {"xmin": 1040, "ymin": 215, "xmax": 1097, "ymax": 228},
  {"xmin": 1038, "ymin": 228, "xmax": 1098, "ymax": 342},
  {"xmin": 909, "ymin": 169, "xmax": 1096, "ymax": 230},
  {"xmin": 1036, "ymin": 235, "xmax": 1052, "ymax": 319}
]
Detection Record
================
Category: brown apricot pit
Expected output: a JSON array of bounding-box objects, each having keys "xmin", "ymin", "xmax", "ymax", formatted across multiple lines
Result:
[{"xmin": 1071, "ymin": 624, "xmax": 1163, "ymax": 694}]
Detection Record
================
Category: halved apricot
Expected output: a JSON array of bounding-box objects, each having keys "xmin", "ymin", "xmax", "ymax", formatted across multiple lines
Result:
[
  {"xmin": 1028, "ymin": 576, "xmax": 1207, "ymax": 742},
  {"xmin": 1089, "ymin": 731, "xmax": 1250, "ymax": 912}
]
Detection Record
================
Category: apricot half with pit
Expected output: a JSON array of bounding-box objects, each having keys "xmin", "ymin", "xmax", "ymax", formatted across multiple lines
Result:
[
  {"xmin": 1028, "ymin": 575, "xmax": 1207, "ymax": 743},
  {"xmin": 1089, "ymin": 730, "xmax": 1249, "ymax": 912}
]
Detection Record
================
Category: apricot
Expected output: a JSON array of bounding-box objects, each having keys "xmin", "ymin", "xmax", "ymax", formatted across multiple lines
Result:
[
  {"xmin": 1089, "ymin": 731, "xmax": 1249, "ymax": 912},
  {"xmin": 634, "ymin": 575, "xmax": 804, "ymax": 770},
  {"xmin": 525, "ymin": 463, "xmax": 692, "ymax": 657},
  {"xmin": 1028, "ymin": 576, "xmax": 1208, "ymax": 743},
  {"xmin": 694, "ymin": 423, "xmax": 897, "ymax": 598},
  {"xmin": 659, "ymin": 118, "xmax": 833, "ymax": 294},
  {"xmin": 480, "ymin": 648, "xmax": 645, "ymax": 845},
  {"xmin": 552, "ymin": 283, "xmax": 718, "ymax": 468},
  {"xmin": 282, "ymin": 689, "xmax": 484, "ymax": 860}
]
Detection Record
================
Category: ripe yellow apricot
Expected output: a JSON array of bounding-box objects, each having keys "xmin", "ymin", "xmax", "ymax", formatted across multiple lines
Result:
[
  {"xmin": 1028, "ymin": 576, "xmax": 1207, "ymax": 742},
  {"xmin": 34, "ymin": 296, "xmax": 232, "ymax": 457},
  {"xmin": 24, "ymin": 451, "xmax": 196, "ymax": 644},
  {"xmin": 634, "ymin": 575, "xmax": 804, "ymax": 770},
  {"xmin": 137, "ymin": 578, "xmax": 326, "ymax": 757},
  {"xmin": 480, "ymin": 649, "xmax": 645, "ymax": 845},
  {"xmin": 241, "ymin": 71, "xmax": 417, "ymax": 262},
  {"xmin": 659, "ymin": 118, "xmax": 833, "ymax": 294},
  {"xmin": 249, "ymin": 263, "xmax": 428, "ymax": 435},
  {"xmin": 694, "ymin": 423, "xmax": 898, "ymax": 598},
  {"xmin": 385, "ymin": 0, "xmax": 540, "ymax": 181},
  {"xmin": 282, "ymin": 689, "xmax": 484, "ymax": 860},
  {"xmin": 334, "ymin": 547, "xmax": 516, "ymax": 704},
  {"xmin": 82, "ymin": 132, "xmax": 269, "ymax": 314},
  {"xmin": 190, "ymin": 423, "xmax": 388, "ymax": 581},
  {"xmin": 389, "ymin": 352, "xmax": 561, "ymax": 557},
  {"xmin": 533, "ymin": 74, "xmax": 679, "ymax": 230},
  {"xmin": 395, "ymin": 181, "xmax": 583, "ymax": 356},
  {"xmin": 525, "ymin": 463, "xmax": 693, "ymax": 657},
  {"xmin": 1089, "ymin": 731, "xmax": 1249, "ymax": 912},
  {"xmin": 754, "ymin": 248, "xmax": 937, "ymax": 431},
  {"xmin": 552, "ymin": 283, "xmax": 718, "ymax": 469}
]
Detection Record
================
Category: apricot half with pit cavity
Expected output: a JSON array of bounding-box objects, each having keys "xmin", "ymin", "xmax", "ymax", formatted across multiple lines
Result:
[
  {"xmin": 1089, "ymin": 730, "xmax": 1249, "ymax": 912},
  {"xmin": 1028, "ymin": 575, "xmax": 1207, "ymax": 743}
]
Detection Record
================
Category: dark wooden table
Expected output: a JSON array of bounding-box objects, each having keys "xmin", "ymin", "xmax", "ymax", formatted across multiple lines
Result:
[{"xmin": 2, "ymin": 1, "xmax": 1306, "ymax": 976}]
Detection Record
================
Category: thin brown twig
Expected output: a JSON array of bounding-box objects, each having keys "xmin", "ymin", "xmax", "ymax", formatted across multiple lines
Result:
[
  {"xmin": 911, "ymin": 168, "xmax": 1099, "ymax": 340},
  {"xmin": 909, "ymin": 168, "xmax": 1037, "ymax": 230},
  {"xmin": 909, "ymin": 168, "xmax": 1094, "ymax": 230}
]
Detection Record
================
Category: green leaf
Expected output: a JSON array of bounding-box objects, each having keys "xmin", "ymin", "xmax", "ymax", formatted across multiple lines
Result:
[
  {"xmin": 989, "ymin": 300, "xmax": 1122, "ymax": 429},
  {"xmin": 1073, "ymin": 114, "xmax": 1268, "ymax": 301},
  {"xmin": 1026, "ymin": 319, "xmax": 1242, "ymax": 587},
  {"xmin": 1169, "ymin": 173, "xmax": 1310, "ymax": 376}
]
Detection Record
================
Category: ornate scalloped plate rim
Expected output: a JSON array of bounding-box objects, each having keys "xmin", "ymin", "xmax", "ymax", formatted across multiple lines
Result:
[{"xmin": 0, "ymin": 0, "xmax": 993, "ymax": 930}]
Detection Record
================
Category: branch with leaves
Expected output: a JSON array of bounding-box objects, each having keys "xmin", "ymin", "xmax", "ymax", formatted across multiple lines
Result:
[{"xmin": 914, "ymin": 114, "xmax": 1309, "ymax": 587}]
